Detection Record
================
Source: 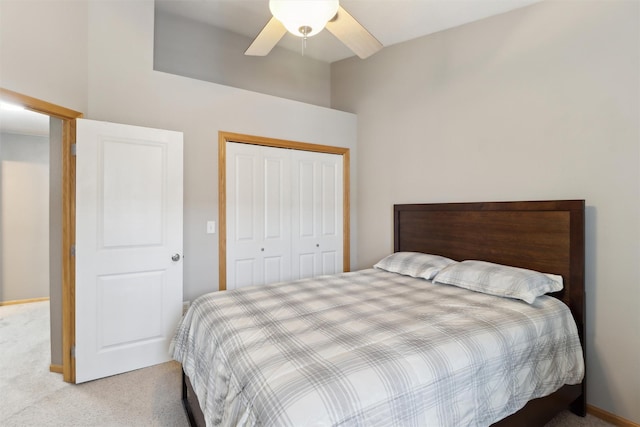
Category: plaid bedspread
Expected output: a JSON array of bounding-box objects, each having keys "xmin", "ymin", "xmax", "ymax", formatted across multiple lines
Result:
[{"xmin": 172, "ymin": 269, "xmax": 584, "ymax": 427}]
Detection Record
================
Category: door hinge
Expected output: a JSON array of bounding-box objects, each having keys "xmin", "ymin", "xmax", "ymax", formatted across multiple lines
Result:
[
  {"xmin": 70, "ymin": 244, "xmax": 76, "ymax": 257},
  {"xmin": 71, "ymin": 143, "xmax": 77, "ymax": 156},
  {"xmin": 71, "ymin": 345, "xmax": 76, "ymax": 358}
]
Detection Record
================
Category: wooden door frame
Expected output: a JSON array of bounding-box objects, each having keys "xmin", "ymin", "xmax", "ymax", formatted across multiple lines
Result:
[
  {"xmin": 0, "ymin": 88, "xmax": 82, "ymax": 383},
  {"xmin": 218, "ymin": 131, "xmax": 351, "ymax": 291}
]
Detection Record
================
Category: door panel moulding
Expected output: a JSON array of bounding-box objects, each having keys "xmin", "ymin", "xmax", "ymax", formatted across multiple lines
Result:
[{"xmin": 218, "ymin": 131, "xmax": 350, "ymax": 291}]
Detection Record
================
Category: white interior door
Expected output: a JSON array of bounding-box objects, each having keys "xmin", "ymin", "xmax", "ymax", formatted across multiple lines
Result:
[
  {"xmin": 291, "ymin": 150, "xmax": 343, "ymax": 279},
  {"xmin": 226, "ymin": 142, "xmax": 291, "ymax": 289},
  {"xmin": 75, "ymin": 119, "xmax": 183, "ymax": 383}
]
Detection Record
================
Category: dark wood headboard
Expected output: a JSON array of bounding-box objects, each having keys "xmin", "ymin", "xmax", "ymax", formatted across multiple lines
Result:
[
  {"xmin": 394, "ymin": 200, "xmax": 586, "ymax": 422},
  {"xmin": 394, "ymin": 200, "xmax": 585, "ymax": 341}
]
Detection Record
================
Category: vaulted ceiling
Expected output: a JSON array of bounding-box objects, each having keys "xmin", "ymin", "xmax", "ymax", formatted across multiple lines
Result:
[
  {"xmin": 155, "ymin": 0, "xmax": 541, "ymax": 63},
  {"xmin": 2, "ymin": 1, "xmax": 543, "ymax": 135}
]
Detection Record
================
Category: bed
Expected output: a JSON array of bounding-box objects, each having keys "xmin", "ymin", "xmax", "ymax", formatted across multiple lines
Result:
[{"xmin": 173, "ymin": 200, "xmax": 586, "ymax": 426}]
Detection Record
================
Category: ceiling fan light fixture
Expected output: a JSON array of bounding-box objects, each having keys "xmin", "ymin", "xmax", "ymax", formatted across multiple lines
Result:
[{"xmin": 269, "ymin": 0, "xmax": 339, "ymax": 38}]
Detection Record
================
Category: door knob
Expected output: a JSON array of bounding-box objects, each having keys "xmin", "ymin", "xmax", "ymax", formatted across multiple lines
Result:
[{"xmin": 171, "ymin": 254, "xmax": 181, "ymax": 262}]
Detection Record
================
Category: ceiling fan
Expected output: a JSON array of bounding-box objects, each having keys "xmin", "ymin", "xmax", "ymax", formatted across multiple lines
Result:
[{"xmin": 245, "ymin": 0, "xmax": 383, "ymax": 59}]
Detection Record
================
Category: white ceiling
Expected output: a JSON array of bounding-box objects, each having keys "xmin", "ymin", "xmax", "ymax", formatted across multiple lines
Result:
[{"xmin": 155, "ymin": 0, "xmax": 541, "ymax": 63}]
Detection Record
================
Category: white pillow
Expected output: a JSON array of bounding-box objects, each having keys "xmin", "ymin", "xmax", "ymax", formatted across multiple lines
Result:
[
  {"xmin": 432, "ymin": 260, "xmax": 563, "ymax": 304},
  {"xmin": 374, "ymin": 252, "xmax": 457, "ymax": 280}
]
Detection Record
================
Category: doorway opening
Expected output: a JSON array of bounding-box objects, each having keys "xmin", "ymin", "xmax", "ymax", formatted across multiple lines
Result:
[
  {"xmin": 0, "ymin": 105, "xmax": 53, "ymax": 372},
  {"xmin": 0, "ymin": 106, "xmax": 50, "ymax": 304},
  {"xmin": 0, "ymin": 88, "xmax": 82, "ymax": 383}
]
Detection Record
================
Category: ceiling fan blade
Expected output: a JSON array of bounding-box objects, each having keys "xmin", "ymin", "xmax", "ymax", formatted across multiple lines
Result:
[
  {"xmin": 325, "ymin": 6, "xmax": 383, "ymax": 59},
  {"xmin": 245, "ymin": 17, "xmax": 287, "ymax": 56}
]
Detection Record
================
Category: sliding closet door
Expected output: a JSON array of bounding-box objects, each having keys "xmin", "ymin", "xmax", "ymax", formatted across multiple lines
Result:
[
  {"xmin": 291, "ymin": 150, "xmax": 343, "ymax": 279},
  {"xmin": 226, "ymin": 142, "xmax": 291, "ymax": 289}
]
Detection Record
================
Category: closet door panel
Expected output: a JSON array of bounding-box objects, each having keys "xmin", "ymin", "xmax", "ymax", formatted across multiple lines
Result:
[
  {"xmin": 297, "ymin": 252, "xmax": 316, "ymax": 280},
  {"xmin": 320, "ymin": 161, "xmax": 340, "ymax": 237},
  {"xmin": 316, "ymin": 154, "xmax": 343, "ymax": 276},
  {"xmin": 234, "ymin": 258, "xmax": 256, "ymax": 289},
  {"xmin": 264, "ymin": 156, "xmax": 285, "ymax": 240},
  {"xmin": 264, "ymin": 256, "xmax": 286, "ymax": 284},
  {"xmin": 291, "ymin": 154, "xmax": 317, "ymax": 279},
  {"xmin": 318, "ymin": 157, "xmax": 343, "ymax": 276},
  {"xmin": 235, "ymin": 153, "xmax": 258, "ymax": 242},
  {"xmin": 227, "ymin": 143, "xmax": 291, "ymax": 289},
  {"xmin": 297, "ymin": 160, "xmax": 315, "ymax": 238},
  {"xmin": 321, "ymin": 251, "xmax": 338, "ymax": 275},
  {"xmin": 261, "ymin": 146, "xmax": 292, "ymax": 284},
  {"xmin": 227, "ymin": 144, "xmax": 262, "ymax": 289},
  {"xmin": 291, "ymin": 150, "xmax": 343, "ymax": 279}
]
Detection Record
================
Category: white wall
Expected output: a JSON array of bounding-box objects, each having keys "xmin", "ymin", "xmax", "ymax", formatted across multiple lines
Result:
[
  {"xmin": 154, "ymin": 9, "xmax": 332, "ymax": 107},
  {"xmin": 0, "ymin": 1, "xmax": 88, "ymax": 113},
  {"xmin": 0, "ymin": 132, "xmax": 50, "ymax": 302},
  {"xmin": 332, "ymin": 0, "xmax": 639, "ymax": 423}
]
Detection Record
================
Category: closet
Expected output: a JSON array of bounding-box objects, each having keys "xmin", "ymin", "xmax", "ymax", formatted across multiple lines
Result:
[{"xmin": 226, "ymin": 141, "xmax": 344, "ymax": 290}]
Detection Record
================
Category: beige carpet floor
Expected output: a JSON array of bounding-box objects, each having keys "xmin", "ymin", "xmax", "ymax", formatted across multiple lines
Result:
[
  {"xmin": 1, "ymin": 301, "xmax": 611, "ymax": 426},
  {"xmin": 0, "ymin": 301, "xmax": 187, "ymax": 426}
]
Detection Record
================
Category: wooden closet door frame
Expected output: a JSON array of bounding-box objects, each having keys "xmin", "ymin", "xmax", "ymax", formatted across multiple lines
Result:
[{"xmin": 218, "ymin": 131, "xmax": 350, "ymax": 291}]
